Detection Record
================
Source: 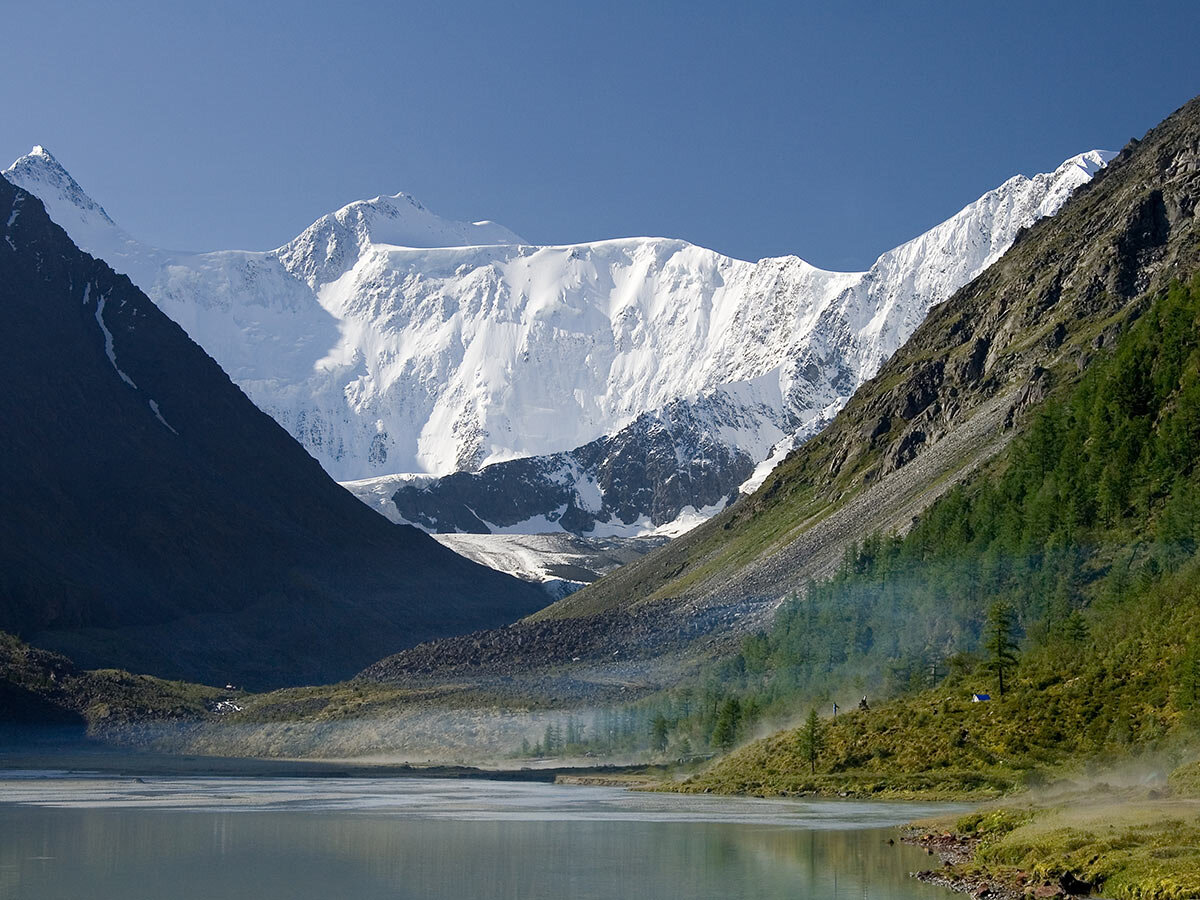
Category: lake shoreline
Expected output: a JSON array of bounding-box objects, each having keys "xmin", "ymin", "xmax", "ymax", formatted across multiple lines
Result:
[
  {"xmin": 904, "ymin": 827, "xmax": 1027, "ymax": 900},
  {"xmin": 0, "ymin": 746, "xmax": 673, "ymax": 784},
  {"xmin": 12, "ymin": 745, "xmax": 1141, "ymax": 899}
]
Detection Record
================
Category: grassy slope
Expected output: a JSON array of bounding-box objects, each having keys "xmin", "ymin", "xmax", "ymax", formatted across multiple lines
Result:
[{"xmin": 679, "ymin": 529, "xmax": 1200, "ymax": 798}]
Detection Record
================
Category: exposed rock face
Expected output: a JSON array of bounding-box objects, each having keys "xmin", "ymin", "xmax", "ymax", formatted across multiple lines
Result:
[
  {"xmin": 823, "ymin": 131, "xmax": 1200, "ymax": 499},
  {"xmin": 384, "ymin": 395, "xmax": 761, "ymax": 535},
  {"xmin": 0, "ymin": 175, "xmax": 548, "ymax": 689}
]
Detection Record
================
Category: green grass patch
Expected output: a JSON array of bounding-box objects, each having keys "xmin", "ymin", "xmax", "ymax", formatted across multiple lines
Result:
[{"xmin": 970, "ymin": 799, "xmax": 1200, "ymax": 900}]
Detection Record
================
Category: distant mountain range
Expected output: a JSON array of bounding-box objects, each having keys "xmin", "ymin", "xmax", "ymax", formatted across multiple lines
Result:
[
  {"xmin": 5, "ymin": 147, "xmax": 1110, "ymax": 544},
  {"xmin": 0, "ymin": 174, "xmax": 547, "ymax": 689}
]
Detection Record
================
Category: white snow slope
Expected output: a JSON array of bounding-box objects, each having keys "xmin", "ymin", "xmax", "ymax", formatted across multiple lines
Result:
[{"xmin": 5, "ymin": 146, "xmax": 1112, "ymax": 530}]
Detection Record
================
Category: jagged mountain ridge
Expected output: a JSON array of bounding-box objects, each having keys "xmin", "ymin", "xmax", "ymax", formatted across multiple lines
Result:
[
  {"xmin": 356, "ymin": 393, "xmax": 770, "ymax": 536},
  {"xmin": 5, "ymin": 147, "xmax": 1109, "ymax": 539},
  {"xmin": 0, "ymin": 173, "xmax": 547, "ymax": 689}
]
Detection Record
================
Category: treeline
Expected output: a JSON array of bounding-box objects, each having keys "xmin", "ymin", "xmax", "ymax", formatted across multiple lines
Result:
[
  {"xmin": 511, "ymin": 695, "xmax": 754, "ymax": 760},
  {"xmin": 686, "ymin": 554, "xmax": 1200, "ymax": 793},
  {"xmin": 528, "ymin": 276, "xmax": 1200, "ymax": 760}
]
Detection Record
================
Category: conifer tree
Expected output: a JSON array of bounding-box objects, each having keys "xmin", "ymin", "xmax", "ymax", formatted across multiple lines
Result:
[
  {"xmin": 711, "ymin": 698, "xmax": 741, "ymax": 749},
  {"xmin": 985, "ymin": 600, "xmax": 1019, "ymax": 696},
  {"xmin": 650, "ymin": 714, "xmax": 669, "ymax": 753},
  {"xmin": 798, "ymin": 708, "xmax": 824, "ymax": 774}
]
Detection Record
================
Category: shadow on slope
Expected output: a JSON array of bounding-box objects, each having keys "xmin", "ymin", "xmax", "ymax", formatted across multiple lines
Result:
[{"xmin": 0, "ymin": 177, "xmax": 548, "ymax": 690}]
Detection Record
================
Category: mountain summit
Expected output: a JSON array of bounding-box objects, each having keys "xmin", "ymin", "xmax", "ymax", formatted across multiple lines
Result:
[{"xmin": 5, "ymin": 146, "xmax": 116, "ymax": 226}]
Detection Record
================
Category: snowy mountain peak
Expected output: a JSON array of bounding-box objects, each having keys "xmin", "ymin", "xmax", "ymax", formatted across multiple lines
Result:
[
  {"xmin": 5, "ymin": 146, "xmax": 524, "ymax": 257},
  {"xmin": 270, "ymin": 189, "xmax": 526, "ymax": 288},
  {"xmin": 295, "ymin": 189, "xmax": 524, "ymax": 252},
  {"xmin": 394, "ymin": 191, "xmax": 426, "ymax": 210},
  {"xmin": 4, "ymin": 146, "xmax": 115, "ymax": 227},
  {"xmin": 1061, "ymin": 149, "xmax": 1117, "ymax": 177},
  {"xmin": 10, "ymin": 147, "xmax": 1112, "ymax": 537}
]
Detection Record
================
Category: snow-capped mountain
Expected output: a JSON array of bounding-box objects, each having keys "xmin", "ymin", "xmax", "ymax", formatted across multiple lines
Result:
[{"xmin": 5, "ymin": 146, "xmax": 1111, "ymax": 538}]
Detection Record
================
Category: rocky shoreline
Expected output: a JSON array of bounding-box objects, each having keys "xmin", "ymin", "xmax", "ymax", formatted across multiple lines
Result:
[{"xmin": 905, "ymin": 827, "xmax": 1095, "ymax": 900}]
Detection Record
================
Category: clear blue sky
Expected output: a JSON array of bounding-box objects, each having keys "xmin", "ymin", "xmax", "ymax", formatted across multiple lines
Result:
[{"xmin": 4, "ymin": 0, "xmax": 1198, "ymax": 269}]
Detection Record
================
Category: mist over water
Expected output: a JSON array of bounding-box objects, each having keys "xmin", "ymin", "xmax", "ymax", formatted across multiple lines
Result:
[{"xmin": 0, "ymin": 774, "xmax": 965, "ymax": 900}]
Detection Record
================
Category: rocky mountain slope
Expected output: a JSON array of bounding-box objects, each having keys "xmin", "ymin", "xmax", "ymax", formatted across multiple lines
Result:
[
  {"xmin": 6, "ymin": 148, "xmax": 1109, "ymax": 540},
  {"xmin": 0, "ymin": 175, "xmax": 547, "ymax": 689},
  {"xmin": 360, "ymin": 96, "xmax": 1200, "ymax": 701},
  {"xmin": 546, "ymin": 95, "xmax": 1200, "ymax": 623}
]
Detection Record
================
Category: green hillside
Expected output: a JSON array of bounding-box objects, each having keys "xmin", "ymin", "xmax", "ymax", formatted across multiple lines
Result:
[
  {"xmin": 680, "ymin": 554, "xmax": 1200, "ymax": 797},
  {"xmin": 719, "ymin": 273, "xmax": 1200, "ymax": 713},
  {"xmin": 667, "ymin": 280, "xmax": 1200, "ymax": 894}
]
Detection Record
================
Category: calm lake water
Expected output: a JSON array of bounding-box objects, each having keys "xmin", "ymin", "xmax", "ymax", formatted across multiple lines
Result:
[{"xmin": 0, "ymin": 772, "xmax": 965, "ymax": 900}]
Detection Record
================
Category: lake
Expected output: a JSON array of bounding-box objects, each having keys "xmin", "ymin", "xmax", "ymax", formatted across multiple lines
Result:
[{"xmin": 0, "ymin": 771, "xmax": 965, "ymax": 899}]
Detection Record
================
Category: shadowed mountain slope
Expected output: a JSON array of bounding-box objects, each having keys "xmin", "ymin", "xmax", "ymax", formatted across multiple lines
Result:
[{"xmin": 0, "ymin": 176, "xmax": 547, "ymax": 689}]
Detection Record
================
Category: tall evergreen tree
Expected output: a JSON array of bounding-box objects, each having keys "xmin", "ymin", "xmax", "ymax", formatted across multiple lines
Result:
[
  {"xmin": 711, "ymin": 698, "xmax": 741, "ymax": 749},
  {"xmin": 650, "ymin": 714, "xmax": 669, "ymax": 753},
  {"xmin": 985, "ymin": 600, "xmax": 1019, "ymax": 697},
  {"xmin": 798, "ymin": 708, "xmax": 824, "ymax": 774}
]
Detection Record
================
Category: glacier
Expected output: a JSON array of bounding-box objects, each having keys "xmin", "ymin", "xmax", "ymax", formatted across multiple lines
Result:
[{"xmin": 4, "ymin": 145, "xmax": 1112, "ymax": 540}]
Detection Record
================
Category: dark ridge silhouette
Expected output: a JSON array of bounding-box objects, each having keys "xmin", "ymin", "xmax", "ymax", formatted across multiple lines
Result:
[{"xmin": 0, "ymin": 175, "xmax": 547, "ymax": 689}]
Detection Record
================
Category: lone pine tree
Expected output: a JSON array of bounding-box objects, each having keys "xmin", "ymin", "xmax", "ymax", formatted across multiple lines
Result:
[{"xmin": 798, "ymin": 708, "xmax": 825, "ymax": 774}]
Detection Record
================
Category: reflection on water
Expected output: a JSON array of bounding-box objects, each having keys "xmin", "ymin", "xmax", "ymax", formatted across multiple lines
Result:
[{"xmin": 0, "ymin": 775, "xmax": 962, "ymax": 900}]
